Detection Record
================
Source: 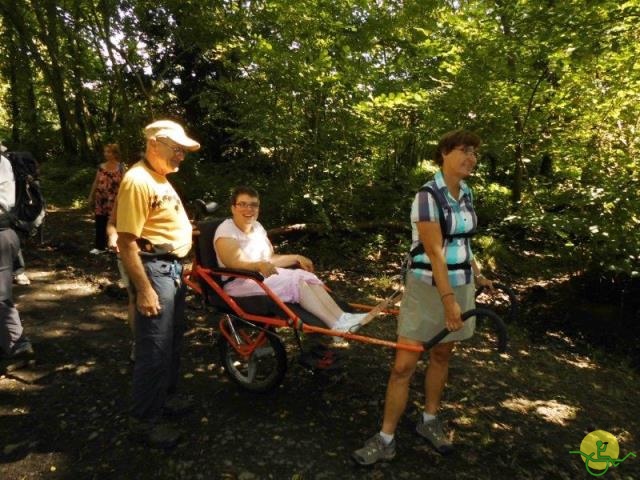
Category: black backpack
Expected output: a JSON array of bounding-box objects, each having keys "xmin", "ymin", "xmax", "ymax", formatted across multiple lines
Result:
[
  {"xmin": 409, "ymin": 184, "xmax": 476, "ymax": 272},
  {"xmin": 4, "ymin": 151, "xmax": 46, "ymax": 235}
]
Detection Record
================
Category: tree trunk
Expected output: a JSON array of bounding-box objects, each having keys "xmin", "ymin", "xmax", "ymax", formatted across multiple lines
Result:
[
  {"xmin": 497, "ymin": 3, "xmax": 524, "ymax": 204},
  {"xmin": 37, "ymin": 0, "xmax": 79, "ymax": 160},
  {"xmin": 64, "ymin": 8, "xmax": 92, "ymax": 162},
  {"xmin": 512, "ymin": 142, "xmax": 523, "ymax": 204},
  {"xmin": 23, "ymin": 50, "xmax": 41, "ymax": 159},
  {"xmin": 4, "ymin": 28, "xmax": 22, "ymax": 146},
  {"xmin": 0, "ymin": 1, "xmax": 79, "ymax": 160}
]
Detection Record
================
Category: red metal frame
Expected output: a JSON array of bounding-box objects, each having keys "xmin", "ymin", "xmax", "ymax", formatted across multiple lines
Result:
[
  {"xmin": 183, "ymin": 262, "xmax": 423, "ymax": 354},
  {"xmin": 218, "ymin": 316, "xmax": 269, "ymax": 359}
]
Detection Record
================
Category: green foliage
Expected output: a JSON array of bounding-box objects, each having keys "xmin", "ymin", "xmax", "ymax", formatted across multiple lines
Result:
[
  {"xmin": 1, "ymin": 0, "xmax": 640, "ymax": 278},
  {"xmin": 39, "ymin": 159, "xmax": 96, "ymax": 207}
]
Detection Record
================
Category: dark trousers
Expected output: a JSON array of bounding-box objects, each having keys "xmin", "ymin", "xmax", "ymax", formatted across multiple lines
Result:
[
  {"xmin": 13, "ymin": 248, "xmax": 26, "ymax": 275},
  {"xmin": 131, "ymin": 258, "xmax": 186, "ymax": 421},
  {"xmin": 94, "ymin": 214, "xmax": 109, "ymax": 250},
  {"xmin": 0, "ymin": 229, "xmax": 23, "ymax": 355}
]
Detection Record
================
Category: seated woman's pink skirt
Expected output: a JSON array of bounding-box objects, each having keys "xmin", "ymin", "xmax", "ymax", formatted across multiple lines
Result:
[{"xmin": 224, "ymin": 267, "xmax": 323, "ymax": 303}]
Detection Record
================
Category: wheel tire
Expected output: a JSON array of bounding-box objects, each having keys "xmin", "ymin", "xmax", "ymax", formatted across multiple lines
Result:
[
  {"xmin": 218, "ymin": 319, "xmax": 287, "ymax": 393},
  {"xmin": 475, "ymin": 282, "xmax": 519, "ymax": 323},
  {"xmin": 465, "ymin": 307, "xmax": 509, "ymax": 353}
]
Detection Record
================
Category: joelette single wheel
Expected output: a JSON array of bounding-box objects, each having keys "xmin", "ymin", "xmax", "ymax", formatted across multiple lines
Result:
[{"xmin": 218, "ymin": 315, "xmax": 287, "ymax": 392}]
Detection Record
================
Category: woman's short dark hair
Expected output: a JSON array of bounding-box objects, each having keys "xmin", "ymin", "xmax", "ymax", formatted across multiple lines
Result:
[
  {"xmin": 230, "ymin": 186, "xmax": 259, "ymax": 205},
  {"xmin": 433, "ymin": 129, "xmax": 481, "ymax": 166}
]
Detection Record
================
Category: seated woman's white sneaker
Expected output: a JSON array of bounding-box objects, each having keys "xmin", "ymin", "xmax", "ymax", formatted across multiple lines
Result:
[{"xmin": 333, "ymin": 313, "xmax": 366, "ymax": 332}]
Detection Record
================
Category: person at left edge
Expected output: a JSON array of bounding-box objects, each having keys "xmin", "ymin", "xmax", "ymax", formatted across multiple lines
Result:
[
  {"xmin": 0, "ymin": 150, "xmax": 34, "ymax": 361},
  {"xmin": 116, "ymin": 120, "xmax": 200, "ymax": 449}
]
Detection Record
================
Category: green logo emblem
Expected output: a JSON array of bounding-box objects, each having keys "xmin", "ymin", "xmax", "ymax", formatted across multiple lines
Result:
[{"xmin": 569, "ymin": 430, "xmax": 636, "ymax": 477}]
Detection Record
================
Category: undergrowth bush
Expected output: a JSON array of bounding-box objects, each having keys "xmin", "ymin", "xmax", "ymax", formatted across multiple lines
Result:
[
  {"xmin": 40, "ymin": 160, "xmax": 96, "ymax": 208},
  {"xmin": 38, "ymin": 144, "xmax": 639, "ymax": 283}
]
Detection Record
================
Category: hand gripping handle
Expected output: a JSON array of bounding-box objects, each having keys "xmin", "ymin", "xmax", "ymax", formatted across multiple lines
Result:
[{"xmin": 423, "ymin": 307, "xmax": 508, "ymax": 352}]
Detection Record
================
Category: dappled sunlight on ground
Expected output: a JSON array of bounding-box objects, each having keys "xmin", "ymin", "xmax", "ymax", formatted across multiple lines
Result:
[
  {"xmin": 2, "ymin": 209, "xmax": 639, "ymax": 479},
  {"xmin": 501, "ymin": 397, "xmax": 579, "ymax": 426},
  {"xmin": 556, "ymin": 354, "xmax": 597, "ymax": 370},
  {"xmin": 545, "ymin": 330, "xmax": 577, "ymax": 347},
  {"xmin": 37, "ymin": 327, "xmax": 75, "ymax": 340},
  {"xmin": 17, "ymin": 274, "xmax": 99, "ymax": 301},
  {"xmin": 0, "ymin": 378, "xmax": 44, "ymax": 396}
]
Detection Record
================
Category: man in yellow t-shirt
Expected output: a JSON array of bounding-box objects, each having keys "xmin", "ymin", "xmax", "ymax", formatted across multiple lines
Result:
[{"xmin": 116, "ymin": 119, "xmax": 199, "ymax": 449}]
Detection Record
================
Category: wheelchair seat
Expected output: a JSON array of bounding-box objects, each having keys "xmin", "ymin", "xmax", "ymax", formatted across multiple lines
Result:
[{"xmin": 195, "ymin": 219, "xmax": 326, "ymax": 327}]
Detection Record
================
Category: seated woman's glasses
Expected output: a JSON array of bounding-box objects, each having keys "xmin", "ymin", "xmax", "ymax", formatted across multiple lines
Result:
[{"xmin": 235, "ymin": 201, "xmax": 260, "ymax": 209}]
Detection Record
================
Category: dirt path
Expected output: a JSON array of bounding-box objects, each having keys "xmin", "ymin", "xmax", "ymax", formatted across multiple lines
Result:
[{"xmin": 1, "ymin": 209, "xmax": 639, "ymax": 479}]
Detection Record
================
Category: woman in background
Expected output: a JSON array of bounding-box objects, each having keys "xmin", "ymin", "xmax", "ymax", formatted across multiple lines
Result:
[{"xmin": 88, "ymin": 143, "xmax": 124, "ymax": 254}]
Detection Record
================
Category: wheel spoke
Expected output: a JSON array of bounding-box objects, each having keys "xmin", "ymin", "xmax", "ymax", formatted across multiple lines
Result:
[{"xmin": 219, "ymin": 319, "xmax": 287, "ymax": 392}]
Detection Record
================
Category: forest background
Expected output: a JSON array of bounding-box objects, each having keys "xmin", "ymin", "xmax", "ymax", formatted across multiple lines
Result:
[{"xmin": 1, "ymin": 0, "xmax": 639, "ymax": 355}]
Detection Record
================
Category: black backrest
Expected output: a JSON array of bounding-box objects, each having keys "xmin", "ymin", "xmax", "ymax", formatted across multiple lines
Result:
[
  {"xmin": 194, "ymin": 218, "xmax": 232, "ymax": 310},
  {"xmin": 195, "ymin": 218, "xmax": 227, "ymax": 269}
]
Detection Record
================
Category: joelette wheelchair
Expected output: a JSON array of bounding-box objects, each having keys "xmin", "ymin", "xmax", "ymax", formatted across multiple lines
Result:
[{"xmin": 183, "ymin": 202, "xmax": 508, "ymax": 393}]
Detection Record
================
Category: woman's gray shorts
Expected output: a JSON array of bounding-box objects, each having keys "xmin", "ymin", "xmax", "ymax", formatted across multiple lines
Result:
[{"xmin": 397, "ymin": 272, "xmax": 476, "ymax": 344}]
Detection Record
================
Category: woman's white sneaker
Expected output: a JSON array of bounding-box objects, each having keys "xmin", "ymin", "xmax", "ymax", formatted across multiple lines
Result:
[{"xmin": 332, "ymin": 312, "xmax": 366, "ymax": 332}]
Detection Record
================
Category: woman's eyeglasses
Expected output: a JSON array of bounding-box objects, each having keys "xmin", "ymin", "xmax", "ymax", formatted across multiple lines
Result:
[
  {"xmin": 234, "ymin": 201, "xmax": 260, "ymax": 210},
  {"xmin": 456, "ymin": 146, "xmax": 478, "ymax": 157}
]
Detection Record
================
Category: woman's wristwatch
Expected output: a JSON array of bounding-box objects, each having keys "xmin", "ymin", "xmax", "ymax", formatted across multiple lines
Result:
[{"xmin": 474, "ymin": 272, "xmax": 485, "ymax": 281}]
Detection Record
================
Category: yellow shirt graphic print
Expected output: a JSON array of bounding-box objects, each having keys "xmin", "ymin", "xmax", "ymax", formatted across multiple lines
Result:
[{"xmin": 116, "ymin": 161, "xmax": 192, "ymax": 258}]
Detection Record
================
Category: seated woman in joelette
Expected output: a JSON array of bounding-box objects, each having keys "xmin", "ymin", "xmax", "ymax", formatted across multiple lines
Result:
[{"xmin": 214, "ymin": 186, "xmax": 378, "ymax": 332}]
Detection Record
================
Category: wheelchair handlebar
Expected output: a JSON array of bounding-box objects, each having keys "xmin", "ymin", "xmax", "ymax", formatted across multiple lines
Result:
[
  {"xmin": 193, "ymin": 199, "xmax": 220, "ymax": 221},
  {"xmin": 423, "ymin": 307, "xmax": 507, "ymax": 352}
]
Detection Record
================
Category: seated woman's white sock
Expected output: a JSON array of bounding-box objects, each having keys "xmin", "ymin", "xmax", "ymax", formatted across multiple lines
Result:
[{"xmin": 332, "ymin": 312, "xmax": 366, "ymax": 332}]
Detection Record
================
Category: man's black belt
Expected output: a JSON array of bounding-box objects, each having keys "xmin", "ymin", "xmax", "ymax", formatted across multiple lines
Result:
[{"xmin": 140, "ymin": 253, "xmax": 185, "ymax": 263}]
